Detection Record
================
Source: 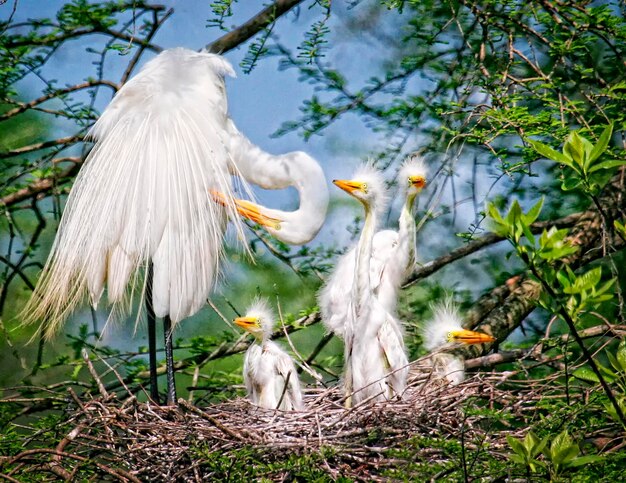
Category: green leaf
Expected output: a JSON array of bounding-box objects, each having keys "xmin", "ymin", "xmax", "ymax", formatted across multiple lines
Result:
[
  {"xmin": 508, "ymin": 453, "xmax": 526, "ymax": 466},
  {"xmin": 561, "ymin": 176, "xmax": 582, "ymax": 191},
  {"xmin": 523, "ymin": 197, "xmax": 544, "ymax": 225},
  {"xmin": 588, "ymin": 159, "xmax": 626, "ymax": 173},
  {"xmin": 532, "ymin": 434, "xmax": 549, "ymax": 458},
  {"xmin": 506, "ymin": 200, "xmax": 523, "ymax": 226},
  {"xmin": 564, "ymin": 132, "xmax": 585, "ymax": 167},
  {"xmin": 556, "ymin": 269, "xmax": 571, "ymax": 289},
  {"xmin": 566, "ymin": 455, "xmax": 603, "ymax": 468},
  {"xmin": 572, "ymin": 367, "xmax": 599, "ymax": 384},
  {"xmin": 507, "ymin": 435, "xmax": 527, "ymax": 457},
  {"xmin": 615, "ymin": 220, "xmax": 626, "ymax": 238},
  {"xmin": 527, "ymin": 139, "xmax": 572, "ymax": 166},
  {"xmin": 554, "ymin": 445, "xmax": 580, "ymax": 466},
  {"xmin": 588, "ymin": 123, "xmax": 613, "ymax": 163},
  {"xmin": 617, "ymin": 341, "xmax": 626, "ymax": 372}
]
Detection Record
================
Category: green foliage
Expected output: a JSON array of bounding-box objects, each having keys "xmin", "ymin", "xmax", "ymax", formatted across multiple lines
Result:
[
  {"xmin": 506, "ymin": 431, "xmax": 547, "ymax": 474},
  {"xmin": 542, "ymin": 430, "xmax": 602, "ymax": 479},
  {"xmin": 191, "ymin": 445, "xmax": 340, "ymax": 481},
  {"xmin": 487, "ymin": 196, "xmax": 615, "ymax": 322},
  {"xmin": 574, "ymin": 340, "xmax": 626, "ymax": 426},
  {"xmin": 528, "ymin": 124, "xmax": 625, "ymax": 195},
  {"xmin": 507, "ymin": 430, "xmax": 602, "ymax": 480},
  {"xmin": 206, "ymin": 0, "xmax": 237, "ymax": 31}
]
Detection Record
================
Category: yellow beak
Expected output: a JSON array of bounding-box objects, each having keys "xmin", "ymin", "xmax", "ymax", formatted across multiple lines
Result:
[
  {"xmin": 410, "ymin": 176, "xmax": 426, "ymax": 189},
  {"xmin": 450, "ymin": 329, "xmax": 496, "ymax": 345},
  {"xmin": 210, "ymin": 190, "xmax": 282, "ymax": 230},
  {"xmin": 234, "ymin": 316, "xmax": 259, "ymax": 331},
  {"xmin": 333, "ymin": 179, "xmax": 365, "ymax": 194}
]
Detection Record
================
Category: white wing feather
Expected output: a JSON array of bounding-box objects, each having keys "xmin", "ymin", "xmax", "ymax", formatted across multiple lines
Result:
[
  {"xmin": 377, "ymin": 314, "xmax": 408, "ymax": 397},
  {"xmin": 243, "ymin": 340, "xmax": 303, "ymax": 411},
  {"xmin": 319, "ymin": 229, "xmax": 401, "ymax": 337}
]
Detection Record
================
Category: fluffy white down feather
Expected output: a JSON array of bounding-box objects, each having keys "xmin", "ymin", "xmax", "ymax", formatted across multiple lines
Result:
[{"xmin": 243, "ymin": 340, "xmax": 304, "ymax": 411}]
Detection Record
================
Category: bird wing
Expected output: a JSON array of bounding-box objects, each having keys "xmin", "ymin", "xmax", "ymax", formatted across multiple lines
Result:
[
  {"xmin": 318, "ymin": 245, "xmax": 356, "ymax": 337},
  {"xmin": 377, "ymin": 317, "xmax": 408, "ymax": 397},
  {"xmin": 23, "ymin": 49, "xmax": 250, "ymax": 334},
  {"xmin": 369, "ymin": 229, "xmax": 399, "ymax": 294},
  {"xmin": 267, "ymin": 341, "xmax": 304, "ymax": 411},
  {"xmin": 319, "ymin": 231, "xmax": 398, "ymax": 336},
  {"xmin": 243, "ymin": 344, "xmax": 264, "ymax": 404}
]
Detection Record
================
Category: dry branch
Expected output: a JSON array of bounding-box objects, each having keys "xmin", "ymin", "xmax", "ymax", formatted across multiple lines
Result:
[{"xmin": 206, "ymin": 0, "xmax": 305, "ymax": 54}]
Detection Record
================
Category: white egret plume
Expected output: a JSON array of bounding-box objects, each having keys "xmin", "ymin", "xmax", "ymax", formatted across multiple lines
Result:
[
  {"xmin": 423, "ymin": 301, "xmax": 496, "ymax": 385},
  {"xmin": 23, "ymin": 48, "xmax": 247, "ymax": 335},
  {"xmin": 319, "ymin": 156, "xmax": 427, "ymax": 398},
  {"xmin": 332, "ymin": 164, "xmax": 392, "ymax": 406},
  {"xmin": 234, "ymin": 298, "xmax": 304, "ymax": 411}
]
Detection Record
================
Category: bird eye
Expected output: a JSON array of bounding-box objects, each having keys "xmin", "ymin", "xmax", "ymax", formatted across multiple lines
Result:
[
  {"xmin": 446, "ymin": 332, "xmax": 454, "ymax": 342},
  {"xmin": 361, "ymin": 183, "xmax": 368, "ymax": 193},
  {"xmin": 407, "ymin": 177, "xmax": 412, "ymax": 185}
]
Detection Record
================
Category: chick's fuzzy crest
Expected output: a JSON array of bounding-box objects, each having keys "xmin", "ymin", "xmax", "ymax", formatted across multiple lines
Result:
[
  {"xmin": 399, "ymin": 155, "xmax": 428, "ymax": 193},
  {"xmin": 422, "ymin": 300, "xmax": 464, "ymax": 351},
  {"xmin": 347, "ymin": 163, "xmax": 389, "ymax": 213},
  {"xmin": 244, "ymin": 297, "xmax": 276, "ymax": 336}
]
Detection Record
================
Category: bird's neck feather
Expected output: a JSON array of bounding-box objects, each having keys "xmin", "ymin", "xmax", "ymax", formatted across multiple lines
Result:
[
  {"xmin": 353, "ymin": 203, "xmax": 377, "ymax": 312},
  {"xmin": 398, "ymin": 192, "xmax": 417, "ymax": 267}
]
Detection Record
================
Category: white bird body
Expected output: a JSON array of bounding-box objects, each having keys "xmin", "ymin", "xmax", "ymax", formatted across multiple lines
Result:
[
  {"xmin": 332, "ymin": 166, "xmax": 393, "ymax": 405},
  {"xmin": 320, "ymin": 157, "xmax": 427, "ymax": 398},
  {"xmin": 236, "ymin": 299, "xmax": 303, "ymax": 411},
  {"xmin": 23, "ymin": 47, "xmax": 329, "ymax": 337},
  {"xmin": 423, "ymin": 301, "xmax": 495, "ymax": 385}
]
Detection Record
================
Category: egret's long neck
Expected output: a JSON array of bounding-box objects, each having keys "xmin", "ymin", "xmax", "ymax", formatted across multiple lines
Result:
[
  {"xmin": 225, "ymin": 120, "xmax": 328, "ymax": 244},
  {"xmin": 398, "ymin": 192, "xmax": 417, "ymax": 272},
  {"xmin": 353, "ymin": 203, "xmax": 378, "ymax": 314}
]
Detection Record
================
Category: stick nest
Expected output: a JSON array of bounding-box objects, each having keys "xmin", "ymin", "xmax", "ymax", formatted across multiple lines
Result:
[{"xmin": 0, "ymin": 363, "xmax": 544, "ymax": 482}]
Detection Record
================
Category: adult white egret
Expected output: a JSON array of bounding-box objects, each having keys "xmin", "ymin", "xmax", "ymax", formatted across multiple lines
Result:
[
  {"xmin": 23, "ymin": 48, "xmax": 328, "ymax": 405},
  {"xmin": 422, "ymin": 301, "xmax": 495, "ymax": 385},
  {"xmin": 319, "ymin": 156, "xmax": 427, "ymax": 398},
  {"xmin": 234, "ymin": 299, "xmax": 304, "ymax": 411},
  {"xmin": 332, "ymin": 165, "xmax": 392, "ymax": 406}
]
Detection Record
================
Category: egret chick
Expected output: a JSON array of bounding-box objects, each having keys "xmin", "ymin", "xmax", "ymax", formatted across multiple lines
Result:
[
  {"xmin": 422, "ymin": 302, "xmax": 495, "ymax": 385},
  {"xmin": 234, "ymin": 299, "xmax": 304, "ymax": 411},
  {"xmin": 320, "ymin": 157, "xmax": 427, "ymax": 398},
  {"xmin": 333, "ymin": 165, "xmax": 392, "ymax": 406}
]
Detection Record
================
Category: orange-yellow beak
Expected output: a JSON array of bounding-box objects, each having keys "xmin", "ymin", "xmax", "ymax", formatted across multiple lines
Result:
[
  {"xmin": 410, "ymin": 175, "xmax": 426, "ymax": 189},
  {"xmin": 234, "ymin": 316, "xmax": 259, "ymax": 331},
  {"xmin": 449, "ymin": 329, "xmax": 496, "ymax": 345},
  {"xmin": 333, "ymin": 179, "xmax": 365, "ymax": 194},
  {"xmin": 211, "ymin": 190, "xmax": 282, "ymax": 230}
]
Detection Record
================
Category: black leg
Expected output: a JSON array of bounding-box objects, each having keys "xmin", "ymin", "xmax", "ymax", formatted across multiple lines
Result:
[
  {"xmin": 90, "ymin": 306, "xmax": 98, "ymax": 336},
  {"xmin": 146, "ymin": 263, "xmax": 160, "ymax": 403},
  {"xmin": 163, "ymin": 314, "xmax": 177, "ymax": 405}
]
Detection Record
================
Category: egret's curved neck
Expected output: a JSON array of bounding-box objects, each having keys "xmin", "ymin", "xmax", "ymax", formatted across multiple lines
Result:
[{"xmin": 225, "ymin": 121, "xmax": 329, "ymax": 245}]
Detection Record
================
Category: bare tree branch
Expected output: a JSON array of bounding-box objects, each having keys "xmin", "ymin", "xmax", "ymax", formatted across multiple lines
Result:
[{"xmin": 206, "ymin": 0, "xmax": 305, "ymax": 54}]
